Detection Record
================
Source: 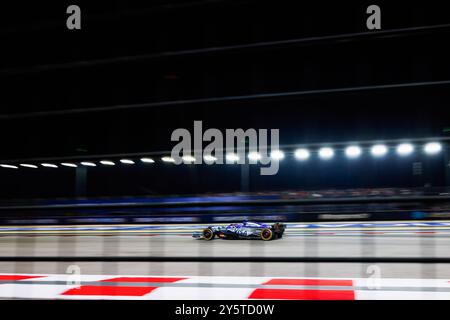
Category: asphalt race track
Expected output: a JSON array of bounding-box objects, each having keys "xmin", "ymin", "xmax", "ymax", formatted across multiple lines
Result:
[{"xmin": 1, "ymin": 221, "xmax": 450, "ymax": 279}]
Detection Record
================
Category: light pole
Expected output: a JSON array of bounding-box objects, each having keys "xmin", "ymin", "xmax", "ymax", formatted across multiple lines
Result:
[
  {"xmin": 445, "ymin": 142, "xmax": 450, "ymax": 187},
  {"xmin": 75, "ymin": 166, "xmax": 87, "ymax": 197}
]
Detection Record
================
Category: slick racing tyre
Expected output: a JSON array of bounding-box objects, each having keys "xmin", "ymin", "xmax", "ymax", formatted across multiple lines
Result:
[
  {"xmin": 203, "ymin": 228, "xmax": 215, "ymax": 241},
  {"xmin": 272, "ymin": 223, "xmax": 285, "ymax": 239},
  {"xmin": 260, "ymin": 228, "xmax": 274, "ymax": 241}
]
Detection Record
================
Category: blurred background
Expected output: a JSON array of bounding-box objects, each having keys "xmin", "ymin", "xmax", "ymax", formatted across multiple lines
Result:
[{"xmin": 0, "ymin": 1, "xmax": 450, "ymax": 299}]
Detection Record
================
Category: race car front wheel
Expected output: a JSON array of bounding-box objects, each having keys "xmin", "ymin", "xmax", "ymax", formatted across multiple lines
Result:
[
  {"xmin": 260, "ymin": 228, "xmax": 273, "ymax": 241},
  {"xmin": 203, "ymin": 228, "xmax": 215, "ymax": 241}
]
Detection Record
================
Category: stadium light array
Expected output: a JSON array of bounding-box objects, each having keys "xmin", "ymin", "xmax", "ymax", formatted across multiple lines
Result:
[
  {"xmin": 120, "ymin": 159, "xmax": 135, "ymax": 165},
  {"xmin": 20, "ymin": 164, "xmax": 38, "ymax": 169},
  {"xmin": 100, "ymin": 160, "xmax": 115, "ymax": 166},
  {"xmin": 271, "ymin": 150, "xmax": 285, "ymax": 160},
  {"xmin": 226, "ymin": 153, "xmax": 240, "ymax": 163},
  {"xmin": 424, "ymin": 142, "xmax": 442, "ymax": 155},
  {"xmin": 371, "ymin": 144, "xmax": 388, "ymax": 157},
  {"xmin": 248, "ymin": 152, "xmax": 261, "ymax": 161},
  {"xmin": 203, "ymin": 155, "xmax": 218, "ymax": 162},
  {"xmin": 294, "ymin": 148, "xmax": 310, "ymax": 160},
  {"xmin": 41, "ymin": 163, "xmax": 58, "ymax": 168},
  {"xmin": 0, "ymin": 164, "xmax": 18, "ymax": 169},
  {"xmin": 0, "ymin": 139, "xmax": 447, "ymax": 171},
  {"xmin": 396, "ymin": 143, "xmax": 414, "ymax": 156},
  {"xmin": 318, "ymin": 147, "xmax": 334, "ymax": 160},
  {"xmin": 61, "ymin": 163, "xmax": 77, "ymax": 168},
  {"xmin": 81, "ymin": 162, "xmax": 96, "ymax": 167},
  {"xmin": 345, "ymin": 146, "xmax": 362, "ymax": 159},
  {"xmin": 182, "ymin": 155, "xmax": 196, "ymax": 163}
]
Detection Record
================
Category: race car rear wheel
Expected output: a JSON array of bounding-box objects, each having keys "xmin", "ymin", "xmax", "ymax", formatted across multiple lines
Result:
[
  {"xmin": 260, "ymin": 228, "xmax": 273, "ymax": 241},
  {"xmin": 203, "ymin": 228, "xmax": 215, "ymax": 241}
]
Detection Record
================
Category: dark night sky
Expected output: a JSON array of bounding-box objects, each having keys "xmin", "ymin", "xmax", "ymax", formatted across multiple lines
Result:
[{"xmin": 0, "ymin": 1, "xmax": 449, "ymax": 198}]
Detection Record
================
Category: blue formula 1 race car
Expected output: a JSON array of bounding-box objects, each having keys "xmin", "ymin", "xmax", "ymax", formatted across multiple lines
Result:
[{"xmin": 193, "ymin": 221, "xmax": 286, "ymax": 241}]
